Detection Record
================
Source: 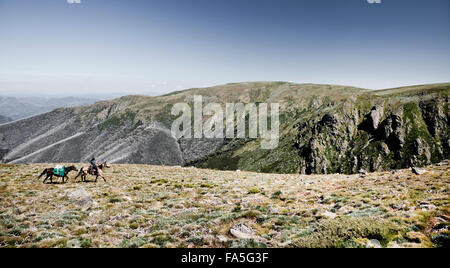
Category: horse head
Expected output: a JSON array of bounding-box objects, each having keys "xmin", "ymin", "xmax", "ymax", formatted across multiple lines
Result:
[
  {"xmin": 67, "ymin": 165, "xmax": 78, "ymax": 172},
  {"xmin": 99, "ymin": 162, "xmax": 110, "ymax": 169}
]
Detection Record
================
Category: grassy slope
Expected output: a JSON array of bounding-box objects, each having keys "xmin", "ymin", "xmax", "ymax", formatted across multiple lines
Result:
[{"xmin": 0, "ymin": 162, "xmax": 448, "ymax": 248}]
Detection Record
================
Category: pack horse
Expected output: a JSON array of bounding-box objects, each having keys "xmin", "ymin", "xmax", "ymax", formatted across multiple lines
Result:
[{"xmin": 38, "ymin": 165, "xmax": 78, "ymax": 184}]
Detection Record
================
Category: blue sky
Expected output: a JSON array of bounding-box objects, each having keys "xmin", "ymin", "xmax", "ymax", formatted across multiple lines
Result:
[{"xmin": 0, "ymin": 0, "xmax": 449, "ymax": 97}]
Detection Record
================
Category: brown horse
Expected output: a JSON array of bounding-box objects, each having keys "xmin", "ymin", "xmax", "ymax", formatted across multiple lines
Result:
[
  {"xmin": 38, "ymin": 165, "xmax": 78, "ymax": 184},
  {"xmin": 74, "ymin": 162, "xmax": 110, "ymax": 182}
]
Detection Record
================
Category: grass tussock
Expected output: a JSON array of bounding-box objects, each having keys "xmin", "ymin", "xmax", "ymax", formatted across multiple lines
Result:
[{"xmin": 293, "ymin": 216, "xmax": 402, "ymax": 248}]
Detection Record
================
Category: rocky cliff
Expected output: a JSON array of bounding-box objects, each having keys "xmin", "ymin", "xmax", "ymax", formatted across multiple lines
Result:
[{"xmin": 0, "ymin": 82, "xmax": 448, "ymax": 174}]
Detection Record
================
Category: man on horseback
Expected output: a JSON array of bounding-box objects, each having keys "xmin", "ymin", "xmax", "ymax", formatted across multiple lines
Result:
[
  {"xmin": 75, "ymin": 160, "xmax": 109, "ymax": 183},
  {"xmin": 89, "ymin": 156, "xmax": 98, "ymax": 175}
]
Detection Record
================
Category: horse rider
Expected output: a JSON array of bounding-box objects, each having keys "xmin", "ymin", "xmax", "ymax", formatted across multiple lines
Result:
[{"xmin": 90, "ymin": 157, "xmax": 98, "ymax": 175}]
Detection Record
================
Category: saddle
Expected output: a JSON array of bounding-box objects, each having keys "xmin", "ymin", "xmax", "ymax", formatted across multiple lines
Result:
[{"xmin": 88, "ymin": 166, "xmax": 97, "ymax": 175}]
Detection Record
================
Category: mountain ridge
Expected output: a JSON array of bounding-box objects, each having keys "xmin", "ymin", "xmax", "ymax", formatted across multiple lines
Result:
[
  {"xmin": 0, "ymin": 115, "xmax": 12, "ymax": 125},
  {"xmin": 0, "ymin": 82, "xmax": 448, "ymax": 175},
  {"xmin": 0, "ymin": 96, "xmax": 100, "ymax": 121}
]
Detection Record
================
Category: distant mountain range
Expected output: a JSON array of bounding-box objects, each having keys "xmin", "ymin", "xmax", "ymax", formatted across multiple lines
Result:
[
  {"xmin": 0, "ymin": 96, "xmax": 99, "ymax": 121},
  {"xmin": 0, "ymin": 115, "xmax": 12, "ymax": 124},
  {"xmin": 0, "ymin": 82, "xmax": 448, "ymax": 175}
]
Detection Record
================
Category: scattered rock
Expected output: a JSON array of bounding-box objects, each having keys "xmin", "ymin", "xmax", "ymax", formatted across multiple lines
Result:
[
  {"xmin": 322, "ymin": 211, "xmax": 337, "ymax": 219},
  {"xmin": 418, "ymin": 201, "xmax": 436, "ymax": 211},
  {"xmin": 267, "ymin": 206, "xmax": 279, "ymax": 215},
  {"xmin": 67, "ymin": 239, "xmax": 81, "ymax": 248},
  {"xmin": 67, "ymin": 188, "xmax": 94, "ymax": 208},
  {"xmin": 338, "ymin": 205, "xmax": 354, "ymax": 215},
  {"xmin": 366, "ymin": 239, "xmax": 381, "ymax": 248},
  {"xmin": 229, "ymin": 223, "xmax": 255, "ymax": 239},
  {"xmin": 391, "ymin": 201, "xmax": 410, "ymax": 211},
  {"xmin": 217, "ymin": 235, "xmax": 228, "ymax": 243},
  {"xmin": 278, "ymin": 241, "xmax": 293, "ymax": 247},
  {"xmin": 411, "ymin": 167, "xmax": 426, "ymax": 175},
  {"xmin": 358, "ymin": 169, "xmax": 368, "ymax": 178}
]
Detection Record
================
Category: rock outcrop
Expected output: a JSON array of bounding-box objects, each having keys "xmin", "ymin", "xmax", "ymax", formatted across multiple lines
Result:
[
  {"xmin": 294, "ymin": 94, "xmax": 448, "ymax": 174},
  {"xmin": 67, "ymin": 188, "xmax": 95, "ymax": 208}
]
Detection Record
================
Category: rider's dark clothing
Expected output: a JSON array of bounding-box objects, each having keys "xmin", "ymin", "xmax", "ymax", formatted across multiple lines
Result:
[{"xmin": 90, "ymin": 158, "xmax": 98, "ymax": 174}]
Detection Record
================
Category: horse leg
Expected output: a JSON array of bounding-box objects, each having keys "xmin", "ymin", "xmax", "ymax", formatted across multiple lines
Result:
[
  {"xmin": 102, "ymin": 176, "xmax": 107, "ymax": 183},
  {"xmin": 43, "ymin": 174, "xmax": 52, "ymax": 184},
  {"xmin": 64, "ymin": 173, "xmax": 71, "ymax": 183}
]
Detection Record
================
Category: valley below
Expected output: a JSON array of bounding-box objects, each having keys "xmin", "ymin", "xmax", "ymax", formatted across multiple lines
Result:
[{"xmin": 0, "ymin": 162, "xmax": 448, "ymax": 248}]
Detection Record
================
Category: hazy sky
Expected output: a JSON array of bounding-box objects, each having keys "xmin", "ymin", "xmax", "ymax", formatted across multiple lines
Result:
[{"xmin": 0, "ymin": 0, "xmax": 449, "ymax": 97}]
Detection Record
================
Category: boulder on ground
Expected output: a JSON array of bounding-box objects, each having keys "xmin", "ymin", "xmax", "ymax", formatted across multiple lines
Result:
[
  {"xmin": 411, "ymin": 167, "xmax": 426, "ymax": 175},
  {"xmin": 229, "ymin": 223, "xmax": 255, "ymax": 239},
  {"xmin": 366, "ymin": 239, "xmax": 381, "ymax": 248},
  {"xmin": 322, "ymin": 211, "xmax": 337, "ymax": 219},
  {"xmin": 358, "ymin": 169, "xmax": 368, "ymax": 178},
  {"xmin": 67, "ymin": 188, "xmax": 94, "ymax": 207}
]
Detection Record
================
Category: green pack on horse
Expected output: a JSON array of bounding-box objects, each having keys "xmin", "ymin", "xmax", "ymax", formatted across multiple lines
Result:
[{"xmin": 53, "ymin": 165, "xmax": 65, "ymax": 177}]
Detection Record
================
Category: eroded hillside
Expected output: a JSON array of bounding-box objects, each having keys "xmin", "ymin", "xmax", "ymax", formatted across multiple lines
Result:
[{"xmin": 0, "ymin": 82, "xmax": 448, "ymax": 174}]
